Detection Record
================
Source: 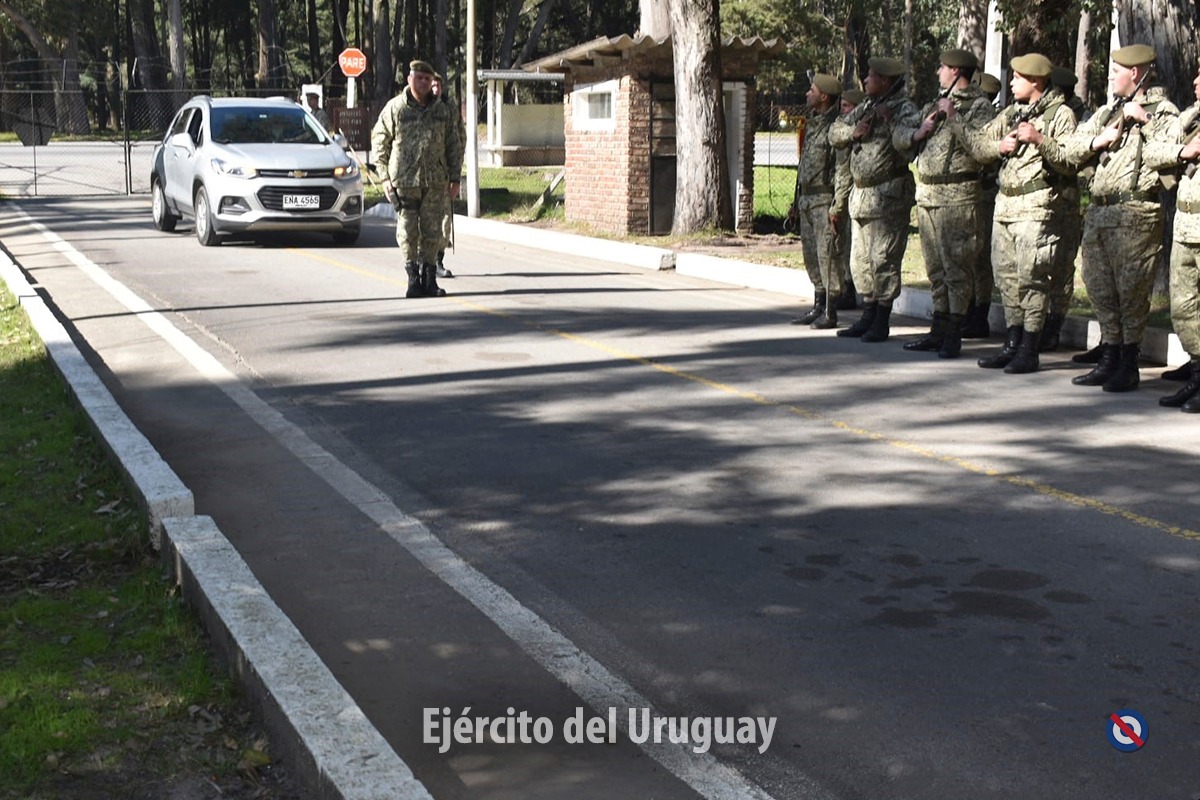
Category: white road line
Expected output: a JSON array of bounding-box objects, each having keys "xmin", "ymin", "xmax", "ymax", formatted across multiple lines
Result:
[{"xmin": 17, "ymin": 206, "xmax": 836, "ymax": 800}]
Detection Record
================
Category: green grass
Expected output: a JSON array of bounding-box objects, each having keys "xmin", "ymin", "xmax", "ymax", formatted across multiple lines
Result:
[
  {"xmin": 0, "ymin": 285, "xmax": 270, "ymax": 796},
  {"xmin": 363, "ymin": 166, "xmax": 565, "ymax": 223}
]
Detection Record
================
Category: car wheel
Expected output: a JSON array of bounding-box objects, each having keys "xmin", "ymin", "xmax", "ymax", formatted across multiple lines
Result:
[
  {"xmin": 194, "ymin": 186, "xmax": 220, "ymax": 247},
  {"xmin": 332, "ymin": 227, "xmax": 360, "ymax": 245},
  {"xmin": 151, "ymin": 179, "xmax": 177, "ymax": 232}
]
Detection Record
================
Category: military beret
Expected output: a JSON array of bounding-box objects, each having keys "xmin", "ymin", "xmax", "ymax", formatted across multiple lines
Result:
[
  {"xmin": 1051, "ymin": 66, "xmax": 1077, "ymax": 88},
  {"xmin": 409, "ymin": 59, "xmax": 436, "ymax": 75},
  {"xmin": 812, "ymin": 73, "xmax": 842, "ymax": 97},
  {"xmin": 1010, "ymin": 53, "xmax": 1053, "ymax": 79},
  {"xmin": 978, "ymin": 72, "xmax": 1001, "ymax": 96},
  {"xmin": 940, "ymin": 49, "xmax": 978, "ymax": 69},
  {"xmin": 1112, "ymin": 43, "xmax": 1156, "ymax": 68},
  {"xmin": 842, "ymin": 88, "xmax": 866, "ymax": 105},
  {"xmin": 868, "ymin": 57, "xmax": 906, "ymax": 78}
]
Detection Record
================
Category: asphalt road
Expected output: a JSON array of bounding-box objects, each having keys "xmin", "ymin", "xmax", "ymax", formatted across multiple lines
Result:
[{"xmin": 3, "ymin": 198, "xmax": 1200, "ymax": 800}]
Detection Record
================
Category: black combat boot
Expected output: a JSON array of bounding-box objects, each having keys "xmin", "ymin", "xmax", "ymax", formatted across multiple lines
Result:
[
  {"xmin": 1183, "ymin": 387, "xmax": 1200, "ymax": 413},
  {"xmin": 405, "ymin": 261, "xmax": 425, "ymax": 298},
  {"xmin": 1004, "ymin": 328, "xmax": 1040, "ymax": 373},
  {"xmin": 1071, "ymin": 344, "xmax": 1119, "ymax": 386},
  {"xmin": 860, "ymin": 303, "xmax": 893, "ymax": 343},
  {"xmin": 1102, "ymin": 343, "xmax": 1141, "ymax": 392},
  {"xmin": 903, "ymin": 311, "xmax": 947, "ymax": 352},
  {"xmin": 837, "ymin": 292, "xmax": 858, "ymax": 310},
  {"xmin": 421, "ymin": 262, "xmax": 447, "ymax": 297},
  {"xmin": 811, "ymin": 297, "xmax": 838, "ymax": 329},
  {"xmin": 1162, "ymin": 363, "xmax": 1192, "ymax": 381},
  {"xmin": 1159, "ymin": 361, "xmax": 1200, "ymax": 407},
  {"xmin": 436, "ymin": 251, "xmax": 454, "ymax": 279},
  {"xmin": 961, "ymin": 303, "xmax": 993, "ymax": 338},
  {"xmin": 838, "ymin": 301, "xmax": 877, "ymax": 338},
  {"xmin": 938, "ymin": 313, "xmax": 965, "ymax": 359},
  {"xmin": 792, "ymin": 291, "xmax": 826, "ymax": 325},
  {"xmin": 1071, "ymin": 342, "xmax": 1105, "ymax": 364},
  {"xmin": 1038, "ymin": 313, "xmax": 1065, "ymax": 352},
  {"xmin": 978, "ymin": 326, "xmax": 1022, "ymax": 369}
]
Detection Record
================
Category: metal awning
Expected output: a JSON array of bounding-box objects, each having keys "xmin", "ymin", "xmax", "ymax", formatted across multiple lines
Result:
[{"xmin": 523, "ymin": 33, "xmax": 785, "ymax": 73}]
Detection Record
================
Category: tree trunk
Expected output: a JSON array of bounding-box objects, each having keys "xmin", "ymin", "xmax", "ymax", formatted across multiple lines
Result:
[
  {"xmin": 1074, "ymin": 9, "xmax": 1092, "ymax": 102},
  {"xmin": 639, "ymin": 0, "xmax": 670, "ymax": 39},
  {"xmin": 1115, "ymin": 0, "xmax": 1199, "ymax": 106},
  {"xmin": 57, "ymin": 33, "xmax": 90, "ymax": 134},
  {"xmin": 514, "ymin": 0, "xmax": 559, "ymax": 67},
  {"xmin": 167, "ymin": 0, "xmax": 186, "ymax": 90},
  {"xmin": 957, "ymin": 0, "xmax": 988, "ymax": 62},
  {"xmin": 333, "ymin": 0, "xmax": 349, "ymax": 93},
  {"xmin": 842, "ymin": 4, "xmax": 870, "ymax": 87},
  {"xmin": 667, "ymin": 0, "xmax": 732, "ymax": 233},
  {"xmin": 373, "ymin": 0, "xmax": 392, "ymax": 106},
  {"xmin": 498, "ymin": 0, "xmax": 523, "ymax": 68},
  {"xmin": 434, "ymin": 0, "xmax": 449, "ymax": 76},
  {"xmin": 903, "ymin": 0, "xmax": 913, "ymax": 95},
  {"xmin": 307, "ymin": 0, "xmax": 321, "ymax": 83},
  {"xmin": 256, "ymin": 0, "xmax": 283, "ymax": 90},
  {"xmin": 128, "ymin": 0, "xmax": 173, "ymax": 128}
]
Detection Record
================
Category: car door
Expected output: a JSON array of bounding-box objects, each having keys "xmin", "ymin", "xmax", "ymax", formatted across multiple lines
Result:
[{"xmin": 164, "ymin": 108, "xmax": 201, "ymax": 214}]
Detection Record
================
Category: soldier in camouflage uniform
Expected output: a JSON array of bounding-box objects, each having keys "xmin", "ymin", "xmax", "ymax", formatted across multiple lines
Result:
[
  {"xmin": 895, "ymin": 49, "xmax": 996, "ymax": 358},
  {"xmin": 372, "ymin": 59, "xmax": 464, "ymax": 298},
  {"xmin": 790, "ymin": 74, "xmax": 846, "ymax": 329},
  {"xmin": 834, "ymin": 90, "xmax": 864, "ymax": 310},
  {"xmin": 1146, "ymin": 66, "xmax": 1200, "ymax": 411},
  {"xmin": 1050, "ymin": 44, "xmax": 1178, "ymax": 391},
  {"xmin": 946, "ymin": 53, "xmax": 1078, "ymax": 374},
  {"xmin": 432, "ymin": 72, "xmax": 463, "ymax": 280},
  {"xmin": 830, "ymin": 57, "xmax": 920, "ymax": 343},
  {"xmin": 963, "ymin": 72, "xmax": 1003, "ymax": 339}
]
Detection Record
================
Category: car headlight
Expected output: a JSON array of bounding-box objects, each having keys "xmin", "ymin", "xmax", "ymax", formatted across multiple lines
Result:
[
  {"xmin": 210, "ymin": 158, "xmax": 258, "ymax": 178},
  {"xmin": 334, "ymin": 161, "xmax": 359, "ymax": 178}
]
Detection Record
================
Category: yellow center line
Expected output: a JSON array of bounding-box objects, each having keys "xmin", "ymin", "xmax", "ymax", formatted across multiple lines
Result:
[{"xmin": 289, "ymin": 248, "xmax": 1200, "ymax": 543}]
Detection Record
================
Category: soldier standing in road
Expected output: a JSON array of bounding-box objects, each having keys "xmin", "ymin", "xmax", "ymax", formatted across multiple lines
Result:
[
  {"xmin": 432, "ymin": 72, "xmax": 463, "ymax": 280},
  {"xmin": 1146, "ymin": 65, "xmax": 1200, "ymax": 411},
  {"xmin": 372, "ymin": 59, "xmax": 464, "ymax": 298},
  {"xmin": 830, "ymin": 57, "xmax": 921, "ymax": 343},
  {"xmin": 945, "ymin": 53, "xmax": 1078, "ymax": 374},
  {"xmin": 963, "ymin": 72, "xmax": 1003, "ymax": 340},
  {"xmin": 1049, "ymin": 44, "xmax": 1178, "ymax": 391},
  {"xmin": 790, "ymin": 74, "xmax": 846, "ymax": 329},
  {"xmin": 833, "ymin": 89, "xmax": 864, "ymax": 310},
  {"xmin": 895, "ymin": 49, "xmax": 996, "ymax": 359}
]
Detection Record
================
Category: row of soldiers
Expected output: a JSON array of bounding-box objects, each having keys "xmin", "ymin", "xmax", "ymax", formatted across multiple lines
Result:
[{"xmin": 790, "ymin": 45, "xmax": 1200, "ymax": 413}]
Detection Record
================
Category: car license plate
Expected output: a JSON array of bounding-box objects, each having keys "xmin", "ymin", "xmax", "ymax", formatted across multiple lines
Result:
[{"xmin": 283, "ymin": 194, "xmax": 320, "ymax": 210}]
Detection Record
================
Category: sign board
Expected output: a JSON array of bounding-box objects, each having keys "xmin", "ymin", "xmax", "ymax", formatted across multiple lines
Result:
[{"xmin": 338, "ymin": 48, "xmax": 368, "ymax": 78}]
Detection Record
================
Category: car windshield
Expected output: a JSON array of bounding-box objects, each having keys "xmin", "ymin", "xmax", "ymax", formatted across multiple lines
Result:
[{"xmin": 211, "ymin": 107, "xmax": 327, "ymax": 145}]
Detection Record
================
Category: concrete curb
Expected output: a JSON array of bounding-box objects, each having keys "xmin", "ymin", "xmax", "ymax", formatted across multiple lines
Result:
[
  {"xmin": 162, "ymin": 516, "xmax": 431, "ymax": 800},
  {"xmin": 0, "ymin": 251, "xmax": 194, "ymax": 541},
  {"xmin": 0, "ymin": 246, "xmax": 419, "ymax": 800}
]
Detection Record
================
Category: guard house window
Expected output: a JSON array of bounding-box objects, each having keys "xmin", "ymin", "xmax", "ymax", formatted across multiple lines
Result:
[{"xmin": 573, "ymin": 80, "xmax": 617, "ymax": 132}]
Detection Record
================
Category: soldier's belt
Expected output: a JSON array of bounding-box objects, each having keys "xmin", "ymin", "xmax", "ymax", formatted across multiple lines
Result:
[
  {"xmin": 1090, "ymin": 190, "xmax": 1160, "ymax": 207},
  {"xmin": 920, "ymin": 171, "xmax": 979, "ymax": 186},
  {"xmin": 1000, "ymin": 177, "xmax": 1060, "ymax": 197},
  {"xmin": 853, "ymin": 170, "xmax": 909, "ymax": 189},
  {"xmin": 800, "ymin": 184, "xmax": 834, "ymax": 195},
  {"xmin": 1178, "ymin": 198, "xmax": 1200, "ymax": 213}
]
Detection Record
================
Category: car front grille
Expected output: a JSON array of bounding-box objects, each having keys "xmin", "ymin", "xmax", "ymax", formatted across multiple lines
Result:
[
  {"xmin": 257, "ymin": 185, "xmax": 341, "ymax": 211},
  {"xmin": 257, "ymin": 168, "xmax": 336, "ymax": 178}
]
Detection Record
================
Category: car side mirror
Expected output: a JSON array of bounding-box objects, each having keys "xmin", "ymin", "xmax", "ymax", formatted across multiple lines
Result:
[{"xmin": 331, "ymin": 132, "xmax": 349, "ymax": 150}]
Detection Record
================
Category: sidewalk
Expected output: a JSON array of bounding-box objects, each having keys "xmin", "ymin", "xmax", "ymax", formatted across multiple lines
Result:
[{"xmin": 0, "ymin": 213, "xmax": 1188, "ymax": 799}]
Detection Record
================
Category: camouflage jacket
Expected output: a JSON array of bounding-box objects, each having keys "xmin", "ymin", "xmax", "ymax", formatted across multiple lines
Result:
[
  {"xmin": 950, "ymin": 88, "xmax": 1077, "ymax": 223},
  {"xmin": 793, "ymin": 107, "xmax": 840, "ymax": 211},
  {"xmin": 1145, "ymin": 101, "xmax": 1200, "ymax": 243},
  {"xmin": 830, "ymin": 91, "xmax": 921, "ymax": 219},
  {"xmin": 1059, "ymin": 86, "xmax": 1178, "ymax": 227},
  {"xmin": 894, "ymin": 83, "xmax": 996, "ymax": 207},
  {"xmin": 371, "ymin": 87, "xmax": 464, "ymax": 189}
]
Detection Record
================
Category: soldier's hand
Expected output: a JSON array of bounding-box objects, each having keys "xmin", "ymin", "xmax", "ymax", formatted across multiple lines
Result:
[
  {"xmin": 852, "ymin": 120, "xmax": 871, "ymax": 141},
  {"xmin": 878, "ymin": 105, "xmax": 894, "ymax": 123},
  {"xmin": 1092, "ymin": 122, "xmax": 1122, "ymax": 151},
  {"xmin": 1181, "ymin": 136, "xmax": 1200, "ymax": 162},
  {"xmin": 936, "ymin": 98, "xmax": 956, "ymax": 119},
  {"xmin": 998, "ymin": 132, "xmax": 1019, "ymax": 156},
  {"xmin": 383, "ymin": 181, "xmax": 396, "ymax": 204},
  {"xmin": 449, "ymin": 180, "xmax": 461, "ymax": 199},
  {"xmin": 1122, "ymin": 101, "xmax": 1150, "ymax": 125},
  {"xmin": 1015, "ymin": 121, "xmax": 1043, "ymax": 145}
]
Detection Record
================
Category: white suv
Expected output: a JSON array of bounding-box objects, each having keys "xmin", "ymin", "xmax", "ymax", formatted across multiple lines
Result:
[{"xmin": 150, "ymin": 96, "xmax": 364, "ymax": 245}]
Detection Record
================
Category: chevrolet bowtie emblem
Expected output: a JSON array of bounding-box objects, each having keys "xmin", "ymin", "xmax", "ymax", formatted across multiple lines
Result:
[{"xmin": 290, "ymin": 169, "xmax": 307, "ymax": 178}]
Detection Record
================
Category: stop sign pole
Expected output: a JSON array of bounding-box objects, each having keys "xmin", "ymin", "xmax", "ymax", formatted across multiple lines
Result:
[{"xmin": 339, "ymin": 48, "xmax": 368, "ymax": 109}]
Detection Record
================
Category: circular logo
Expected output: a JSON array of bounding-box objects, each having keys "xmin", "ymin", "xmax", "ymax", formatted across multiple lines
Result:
[{"xmin": 1107, "ymin": 709, "xmax": 1147, "ymax": 752}]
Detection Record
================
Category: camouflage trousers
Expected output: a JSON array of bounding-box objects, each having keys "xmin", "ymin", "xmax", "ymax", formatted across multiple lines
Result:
[
  {"xmin": 1081, "ymin": 216, "xmax": 1163, "ymax": 345},
  {"xmin": 973, "ymin": 200, "xmax": 995, "ymax": 306},
  {"xmin": 797, "ymin": 198, "xmax": 845, "ymax": 303},
  {"xmin": 850, "ymin": 210, "xmax": 909, "ymax": 304},
  {"xmin": 1048, "ymin": 207, "xmax": 1082, "ymax": 315},
  {"xmin": 1169, "ymin": 239, "xmax": 1200, "ymax": 358},
  {"xmin": 394, "ymin": 186, "xmax": 449, "ymax": 264},
  {"xmin": 992, "ymin": 218, "xmax": 1060, "ymax": 333},
  {"xmin": 917, "ymin": 204, "xmax": 978, "ymax": 316}
]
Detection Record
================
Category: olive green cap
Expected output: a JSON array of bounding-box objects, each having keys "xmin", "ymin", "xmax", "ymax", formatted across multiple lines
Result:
[
  {"xmin": 409, "ymin": 59, "xmax": 436, "ymax": 75},
  {"xmin": 842, "ymin": 88, "xmax": 866, "ymax": 105},
  {"xmin": 868, "ymin": 57, "xmax": 905, "ymax": 78},
  {"xmin": 1051, "ymin": 66, "xmax": 1077, "ymax": 88},
  {"xmin": 1112, "ymin": 43, "xmax": 1156, "ymax": 68},
  {"xmin": 1010, "ymin": 53, "xmax": 1053, "ymax": 79},
  {"xmin": 978, "ymin": 72, "xmax": 1001, "ymax": 95},
  {"xmin": 812, "ymin": 73, "xmax": 843, "ymax": 97},
  {"xmin": 940, "ymin": 49, "xmax": 978, "ymax": 69}
]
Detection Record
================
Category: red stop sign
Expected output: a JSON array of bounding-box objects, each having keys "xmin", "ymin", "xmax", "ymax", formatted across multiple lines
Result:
[{"xmin": 338, "ymin": 48, "xmax": 368, "ymax": 78}]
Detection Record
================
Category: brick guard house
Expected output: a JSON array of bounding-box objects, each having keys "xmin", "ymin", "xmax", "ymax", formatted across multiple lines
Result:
[{"xmin": 525, "ymin": 34, "xmax": 784, "ymax": 235}]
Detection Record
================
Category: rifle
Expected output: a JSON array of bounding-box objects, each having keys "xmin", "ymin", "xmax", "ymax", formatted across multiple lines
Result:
[
  {"xmin": 854, "ymin": 76, "xmax": 906, "ymax": 151},
  {"xmin": 916, "ymin": 80, "xmax": 956, "ymax": 155},
  {"xmin": 1002, "ymin": 90, "xmax": 1055, "ymax": 161},
  {"xmin": 1096, "ymin": 67, "xmax": 1155, "ymax": 165}
]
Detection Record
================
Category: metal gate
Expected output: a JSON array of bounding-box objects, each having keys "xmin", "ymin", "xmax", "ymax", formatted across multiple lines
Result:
[{"xmin": 648, "ymin": 81, "xmax": 676, "ymax": 235}]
